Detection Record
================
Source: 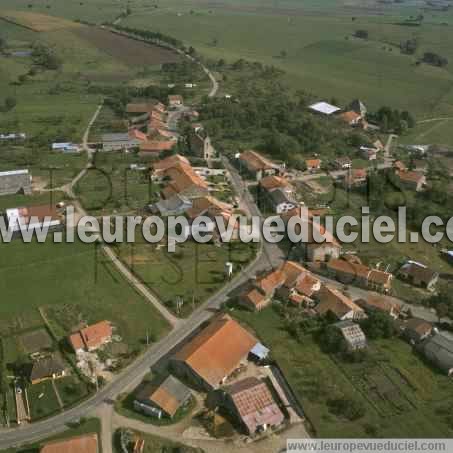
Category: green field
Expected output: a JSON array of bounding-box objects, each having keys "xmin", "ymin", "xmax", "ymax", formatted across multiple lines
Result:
[
  {"xmin": 119, "ymin": 2, "xmax": 453, "ymax": 119},
  {"xmin": 114, "ymin": 239, "xmax": 257, "ymax": 317},
  {"xmin": 0, "ymin": 238, "xmax": 170, "ymax": 352},
  {"xmin": 233, "ymin": 307, "xmax": 453, "ymax": 438}
]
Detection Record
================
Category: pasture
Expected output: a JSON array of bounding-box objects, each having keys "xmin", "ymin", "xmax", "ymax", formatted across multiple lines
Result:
[
  {"xmin": 0, "ymin": 238, "xmax": 170, "ymax": 352},
  {"xmin": 120, "ymin": 0, "xmax": 453, "ymax": 125}
]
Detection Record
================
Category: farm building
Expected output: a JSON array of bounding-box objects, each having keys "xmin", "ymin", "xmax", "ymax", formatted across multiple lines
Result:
[
  {"xmin": 238, "ymin": 150, "xmax": 280, "ymax": 181},
  {"xmin": 30, "ymin": 355, "xmax": 67, "ymax": 385},
  {"xmin": 325, "ymin": 258, "xmax": 393, "ymax": 293},
  {"xmin": 419, "ymin": 331, "xmax": 453, "ymax": 376},
  {"xmin": 315, "ymin": 286, "xmax": 367, "ymax": 321},
  {"xmin": 355, "ymin": 295, "xmax": 401, "ymax": 319},
  {"xmin": 188, "ymin": 128, "xmax": 215, "ymax": 160},
  {"xmin": 40, "ymin": 433, "xmax": 99, "ymax": 453},
  {"xmin": 133, "ymin": 375, "xmax": 191, "ymax": 419},
  {"xmin": 0, "ymin": 169, "xmax": 32, "ymax": 196},
  {"xmin": 334, "ymin": 320, "xmax": 367, "ymax": 351},
  {"xmin": 102, "ymin": 133, "xmax": 142, "ymax": 151},
  {"xmin": 52, "ymin": 142, "xmax": 80, "ymax": 153},
  {"xmin": 151, "ymin": 194, "xmax": 193, "ymax": 216},
  {"xmin": 69, "ymin": 321, "xmax": 112, "ymax": 353},
  {"xmin": 268, "ymin": 188, "xmax": 297, "ymax": 214},
  {"xmin": 398, "ymin": 262, "xmax": 439, "ymax": 291},
  {"xmin": 171, "ymin": 314, "xmax": 259, "ymax": 391},
  {"xmin": 6, "ymin": 204, "xmax": 63, "ymax": 233},
  {"xmin": 308, "ymin": 101, "xmax": 340, "ymax": 116},
  {"xmin": 403, "ymin": 318, "xmax": 433, "ymax": 344},
  {"xmin": 220, "ymin": 377, "xmax": 285, "ymax": 436}
]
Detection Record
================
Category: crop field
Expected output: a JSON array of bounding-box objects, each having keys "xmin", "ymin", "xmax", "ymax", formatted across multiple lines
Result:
[
  {"xmin": 73, "ymin": 27, "xmax": 180, "ymax": 67},
  {"xmin": 120, "ymin": 0, "xmax": 453, "ymax": 129},
  {"xmin": 0, "ymin": 10, "xmax": 81, "ymax": 32},
  {"xmin": 234, "ymin": 307, "xmax": 453, "ymax": 438}
]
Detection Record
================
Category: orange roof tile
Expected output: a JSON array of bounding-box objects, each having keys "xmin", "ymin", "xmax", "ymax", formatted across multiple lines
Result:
[
  {"xmin": 259, "ymin": 175, "xmax": 290, "ymax": 191},
  {"xmin": 316, "ymin": 286, "xmax": 364, "ymax": 319},
  {"xmin": 69, "ymin": 321, "xmax": 112, "ymax": 351},
  {"xmin": 339, "ymin": 110, "xmax": 361, "ymax": 123},
  {"xmin": 306, "ymin": 159, "xmax": 321, "ymax": 168},
  {"xmin": 40, "ymin": 434, "xmax": 98, "ymax": 453},
  {"xmin": 239, "ymin": 150, "xmax": 277, "ymax": 171},
  {"xmin": 140, "ymin": 140, "xmax": 176, "ymax": 153},
  {"xmin": 173, "ymin": 315, "xmax": 258, "ymax": 388}
]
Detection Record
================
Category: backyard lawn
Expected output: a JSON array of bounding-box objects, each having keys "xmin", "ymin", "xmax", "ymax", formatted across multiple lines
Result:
[{"xmin": 233, "ymin": 307, "xmax": 453, "ymax": 438}]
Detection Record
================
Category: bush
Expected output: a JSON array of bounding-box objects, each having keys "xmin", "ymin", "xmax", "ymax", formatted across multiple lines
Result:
[{"xmin": 328, "ymin": 397, "xmax": 366, "ymax": 421}]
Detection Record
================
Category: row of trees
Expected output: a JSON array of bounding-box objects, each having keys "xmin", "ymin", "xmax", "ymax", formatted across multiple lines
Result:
[
  {"xmin": 31, "ymin": 43, "xmax": 62, "ymax": 70},
  {"xmin": 113, "ymin": 24, "xmax": 185, "ymax": 51},
  {"xmin": 422, "ymin": 51, "xmax": 448, "ymax": 67},
  {"xmin": 368, "ymin": 106, "xmax": 416, "ymax": 133}
]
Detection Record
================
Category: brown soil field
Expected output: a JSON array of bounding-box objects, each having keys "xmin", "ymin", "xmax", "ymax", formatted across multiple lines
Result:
[
  {"xmin": 73, "ymin": 27, "xmax": 180, "ymax": 66},
  {"xmin": 0, "ymin": 10, "xmax": 81, "ymax": 32}
]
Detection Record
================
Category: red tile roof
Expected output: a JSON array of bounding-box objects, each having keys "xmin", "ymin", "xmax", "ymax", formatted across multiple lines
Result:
[
  {"xmin": 225, "ymin": 377, "xmax": 284, "ymax": 434},
  {"xmin": 259, "ymin": 175, "xmax": 290, "ymax": 191},
  {"xmin": 69, "ymin": 321, "xmax": 112, "ymax": 352},
  {"xmin": 40, "ymin": 434, "xmax": 98, "ymax": 453},
  {"xmin": 316, "ymin": 286, "xmax": 365, "ymax": 319},
  {"xmin": 239, "ymin": 150, "xmax": 277, "ymax": 172},
  {"xmin": 139, "ymin": 140, "xmax": 176, "ymax": 153},
  {"xmin": 306, "ymin": 159, "xmax": 321, "ymax": 168},
  {"xmin": 173, "ymin": 315, "xmax": 258, "ymax": 388},
  {"xmin": 339, "ymin": 110, "xmax": 361, "ymax": 123},
  {"xmin": 153, "ymin": 154, "xmax": 190, "ymax": 172}
]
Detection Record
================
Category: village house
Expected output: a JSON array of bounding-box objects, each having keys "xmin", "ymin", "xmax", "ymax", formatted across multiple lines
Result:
[
  {"xmin": 171, "ymin": 314, "xmax": 259, "ymax": 391},
  {"xmin": 280, "ymin": 207, "xmax": 342, "ymax": 262},
  {"xmin": 161, "ymin": 161, "xmax": 209, "ymax": 200},
  {"xmin": 398, "ymin": 262, "xmax": 439, "ymax": 291},
  {"xmin": 315, "ymin": 286, "xmax": 367, "ymax": 321},
  {"xmin": 326, "ymin": 258, "xmax": 393, "ymax": 293},
  {"xmin": 168, "ymin": 94, "xmax": 184, "ymax": 108},
  {"xmin": 360, "ymin": 146, "xmax": 378, "ymax": 161},
  {"xmin": 186, "ymin": 195, "xmax": 233, "ymax": 220},
  {"xmin": 396, "ymin": 170, "xmax": 426, "ymax": 192},
  {"xmin": 151, "ymin": 194, "xmax": 193, "ymax": 216},
  {"xmin": 259, "ymin": 175, "xmax": 293, "ymax": 194},
  {"xmin": 356, "ymin": 295, "xmax": 401, "ymax": 319},
  {"xmin": 40, "ymin": 434, "xmax": 99, "ymax": 453},
  {"xmin": 268, "ymin": 188, "xmax": 298, "ymax": 214},
  {"xmin": 419, "ymin": 331, "xmax": 453, "ymax": 376},
  {"xmin": 240, "ymin": 261, "xmax": 321, "ymax": 311},
  {"xmin": 139, "ymin": 140, "xmax": 177, "ymax": 157},
  {"xmin": 126, "ymin": 101, "xmax": 166, "ymax": 115},
  {"xmin": 189, "ymin": 127, "xmax": 215, "ymax": 160},
  {"xmin": 334, "ymin": 320, "xmax": 367, "ymax": 351},
  {"xmin": 335, "ymin": 157, "xmax": 352, "ymax": 170},
  {"xmin": 220, "ymin": 377, "xmax": 285, "ymax": 436},
  {"xmin": 238, "ymin": 150, "xmax": 279, "ymax": 181},
  {"xmin": 69, "ymin": 321, "xmax": 113, "ymax": 354},
  {"xmin": 338, "ymin": 110, "xmax": 363, "ymax": 127},
  {"xmin": 344, "ymin": 168, "xmax": 367, "ymax": 189},
  {"xmin": 305, "ymin": 159, "xmax": 322, "ymax": 172},
  {"xmin": 240, "ymin": 268, "xmax": 286, "ymax": 311},
  {"xmin": 403, "ymin": 318, "xmax": 433, "ymax": 344},
  {"xmin": 348, "ymin": 99, "xmax": 367, "ymax": 118},
  {"xmin": 134, "ymin": 375, "xmax": 192, "ymax": 419},
  {"xmin": 0, "ymin": 169, "xmax": 32, "ymax": 196},
  {"xmin": 152, "ymin": 154, "xmax": 191, "ymax": 177},
  {"xmin": 30, "ymin": 355, "xmax": 67, "ymax": 385},
  {"xmin": 6, "ymin": 204, "xmax": 64, "ymax": 234},
  {"xmin": 102, "ymin": 132, "xmax": 142, "ymax": 151},
  {"xmin": 277, "ymin": 261, "xmax": 322, "ymax": 307}
]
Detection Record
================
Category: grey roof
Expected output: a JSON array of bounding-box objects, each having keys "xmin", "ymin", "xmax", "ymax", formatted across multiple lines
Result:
[
  {"xmin": 154, "ymin": 194, "xmax": 192, "ymax": 215},
  {"xmin": 102, "ymin": 133, "xmax": 130, "ymax": 142},
  {"xmin": 269, "ymin": 188, "xmax": 294, "ymax": 206},
  {"xmin": 30, "ymin": 355, "xmax": 66, "ymax": 381},
  {"xmin": 250, "ymin": 342, "xmax": 269, "ymax": 360},
  {"xmin": 421, "ymin": 331, "xmax": 453, "ymax": 374}
]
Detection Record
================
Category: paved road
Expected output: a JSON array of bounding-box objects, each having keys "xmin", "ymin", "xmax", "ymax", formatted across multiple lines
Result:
[{"xmin": 0, "ymin": 150, "xmax": 280, "ymax": 451}]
